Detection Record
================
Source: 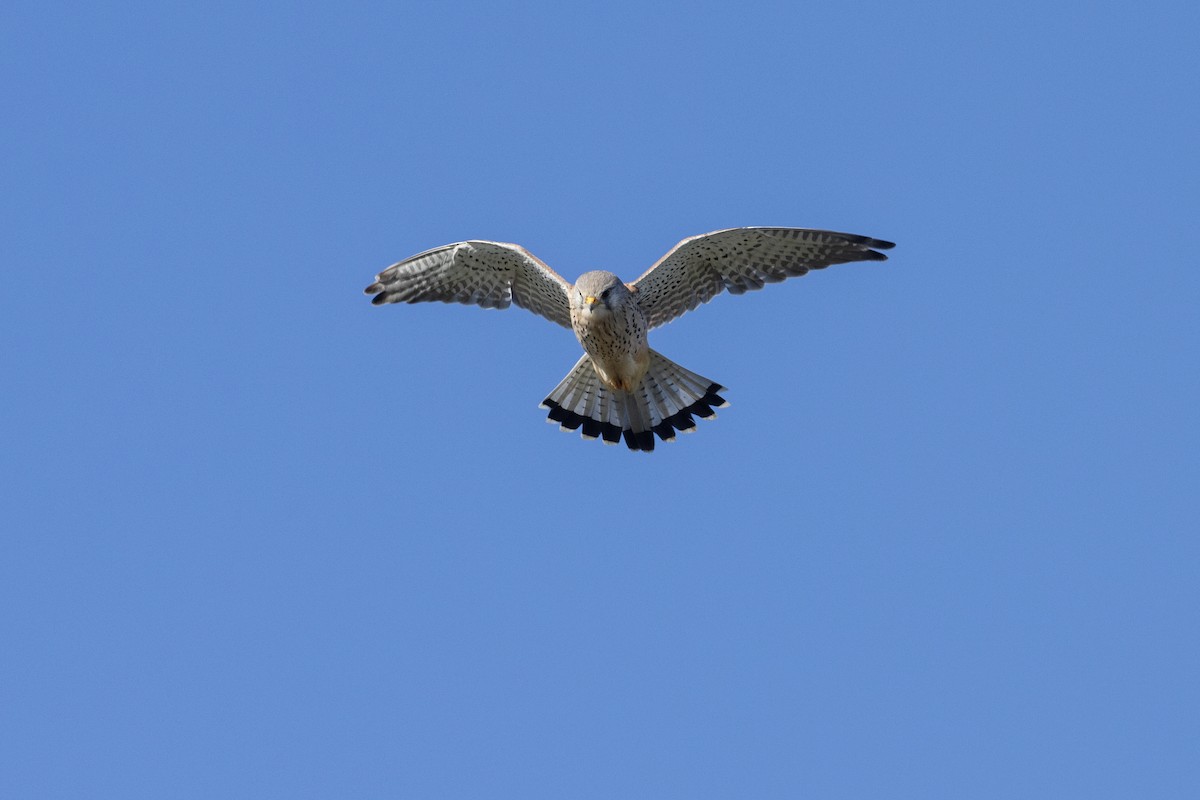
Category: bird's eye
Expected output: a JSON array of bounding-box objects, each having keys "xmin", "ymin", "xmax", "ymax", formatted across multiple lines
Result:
[{"xmin": 601, "ymin": 288, "xmax": 610, "ymax": 299}]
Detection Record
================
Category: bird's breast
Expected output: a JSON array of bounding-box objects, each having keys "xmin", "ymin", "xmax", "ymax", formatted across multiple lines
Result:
[{"xmin": 572, "ymin": 304, "xmax": 649, "ymax": 392}]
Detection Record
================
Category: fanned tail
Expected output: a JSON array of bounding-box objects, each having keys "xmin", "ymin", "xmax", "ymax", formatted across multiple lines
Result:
[{"xmin": 540, "ymin": 350, "xmax": 727, "ymax": 452}]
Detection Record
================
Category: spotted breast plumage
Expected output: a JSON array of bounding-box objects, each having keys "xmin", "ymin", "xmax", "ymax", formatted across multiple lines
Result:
[{"xmin": 364, "ymin": 227, "xmax": 894, "ymax": 451}]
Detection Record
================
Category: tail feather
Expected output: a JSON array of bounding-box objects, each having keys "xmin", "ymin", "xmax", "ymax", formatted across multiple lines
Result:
[{"xmin": 540, "ymin": 350, "xmax": 727, "ymax": 452}]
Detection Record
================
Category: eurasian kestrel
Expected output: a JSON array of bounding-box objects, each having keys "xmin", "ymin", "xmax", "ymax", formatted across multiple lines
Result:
[{"xmin": 365, "ymin": 227, "xmax": 894, "ymax": 451}]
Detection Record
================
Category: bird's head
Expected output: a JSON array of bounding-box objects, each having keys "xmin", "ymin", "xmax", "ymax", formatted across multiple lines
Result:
[{"xmin": 573, "ymin": 271, "xmax": 628, "ymax": 316}]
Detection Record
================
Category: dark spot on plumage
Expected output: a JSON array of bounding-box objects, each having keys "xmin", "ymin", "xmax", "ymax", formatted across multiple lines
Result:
[
  {"xmin": 623, "ymin": 429, "xmax": 655, "ymax": 452},
  {"xmin": 543, "ymin": 401, "xmax": 589, "ymax": 433},
  {"xmin": 701, "ymin": 385, "xmax": 728, "ymax": 408},
  {"xmin": 664, "ymin": 410, "xmax": 696, "ymax": 432},
  {"xmin": 545, "ymin": 402, "xmax": 569, "ymax": 423}
]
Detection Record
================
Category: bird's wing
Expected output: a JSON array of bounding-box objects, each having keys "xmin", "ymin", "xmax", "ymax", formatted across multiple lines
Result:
[
  {"xmin": 364, "ymin": 240, "xmax": 573, "ymax": 329},
  {"xmin": 630, "ymin": 227, "xmax": 894, "ymax": 329}
]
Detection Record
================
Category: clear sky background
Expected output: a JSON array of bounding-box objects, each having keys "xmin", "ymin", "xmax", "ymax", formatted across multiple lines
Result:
[{"xmin": 3, "ymin": 1, "xmax": 1197, "ymax": 797}]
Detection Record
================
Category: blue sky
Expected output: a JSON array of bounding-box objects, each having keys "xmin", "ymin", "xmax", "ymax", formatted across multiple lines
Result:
[{"xmin": 3, "ymin": 1, "xmax": 1197, "ymax": 797}]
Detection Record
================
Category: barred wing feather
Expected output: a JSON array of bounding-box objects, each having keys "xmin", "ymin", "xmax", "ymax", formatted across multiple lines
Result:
[
  {"xmin": 365, "ymin": 240, "xmax": 573, "ymax": 329},
  {"xmin": 631, "ymin": 227, "xmax": 894, "ymax": 329}
]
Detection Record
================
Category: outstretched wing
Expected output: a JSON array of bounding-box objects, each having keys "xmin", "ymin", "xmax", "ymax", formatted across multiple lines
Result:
[
  {"xmin": 630, "ymin": 227, "xmax": 895, "ymax": 329},
  {"xmin": 364, "ymin": 240, "xmax": 573, "ymax": 328}
]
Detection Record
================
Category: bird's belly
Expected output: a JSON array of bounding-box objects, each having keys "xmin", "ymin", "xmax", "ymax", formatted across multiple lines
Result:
[
  {"xmin": 575, "ymin": 317, "xmax": 649, "ymax": 392},
  {"xmin": 589, "ymin": 349, "xmax": 649, "ymax": 393}
]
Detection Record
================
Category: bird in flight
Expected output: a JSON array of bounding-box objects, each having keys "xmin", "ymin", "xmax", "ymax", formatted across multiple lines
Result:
[{"xmin": 365, "ymin": 227, "xmax": 894, "ymax": 451}]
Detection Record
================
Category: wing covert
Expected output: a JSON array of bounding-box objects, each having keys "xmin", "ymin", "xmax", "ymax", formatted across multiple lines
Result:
[
  {"xmin": 364, "ymin": 240, "xmax": 573, "ymax": 328},
  {"xmin": 630, "ymin": 227, "xmax": 894, "ymax": 329}
]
